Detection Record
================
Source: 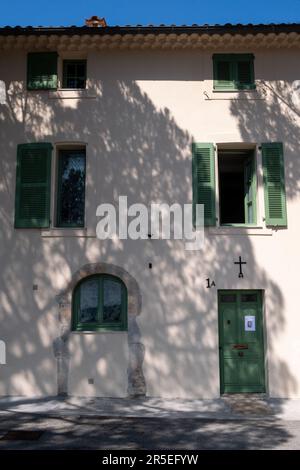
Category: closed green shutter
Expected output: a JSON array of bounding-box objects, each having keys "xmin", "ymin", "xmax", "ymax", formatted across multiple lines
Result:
[
  {"xmin": 27, "ymin": 52, "xmax": 58, "ymax": 90},
  {"xmin": 213, "ymin": 54, "xmax": 255, "ymax": 90},
  {"xmin": 237, "ymin": 60, "xmax": 253, "ymax": 88},
  {"xmin": 15, "ymin": 143, "xmax": 52, "ymax": 228},
  {"xmin": 214, "ymin": 60, "xmax": 236, "ymax": 91},
  {"xmin": 192, "ymin": 143, "xmax": 216, "ymax": 227},
  {"xmin": 262, "ymin": 142, "xmax": 287, "ymax": 227}
]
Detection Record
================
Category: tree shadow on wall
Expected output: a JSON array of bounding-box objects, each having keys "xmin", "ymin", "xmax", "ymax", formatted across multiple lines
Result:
[
  {"xmin": 0, "ymin": 69, "xmax": 298, "ymax": 407},
  {"xmin": 230, "ymin": 78, "xmax": 300, "ymax": 398}
]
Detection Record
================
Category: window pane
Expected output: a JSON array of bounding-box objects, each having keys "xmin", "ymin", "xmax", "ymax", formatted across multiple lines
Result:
[
  {"xmin": 66, "ymin": 77, "xmax": 85, "ymax": 89},
  {"xmin": 77, "ymin": 64, "xmax": 86, "ymax": 76},
  {"xmin": 241, "ymin": 293, "xmax": 257, "ymax": 303},
  {"xmin": 103, "ymin": 279, "xmax": 122, "ymax": 323},
  {"xmin": 79, "ymin": 279, "xmax": 98, "ymax": 323},
  {"xmin": 63, "ymin": 60, "xmax": 86, "ymax": 89},
  {"xmin": 67, "ymin": 63, "xmax": 76, "ymax": 76},
  {"xmin": 76, "ymin": 78, "xmax": 85, "ymax": 89},
  {"xmin": 220, "ymin": 294, "xmax": 236, "ymax": 303},
  {"xmin": 217, "ymin": 61, "xmax": 231, "ymax": 82},
  {"xmin": 66, "ymin": 78, "xmax": 78, "ymax": 88},
  {"xmin": 57, "ymin": 150, "xmax": 85, "ymax": 226}
]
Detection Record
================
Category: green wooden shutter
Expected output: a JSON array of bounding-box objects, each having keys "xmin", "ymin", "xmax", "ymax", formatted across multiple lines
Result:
[
  {"xmin": 214, "ymin": 59, "xmax": 235, "ymax": 90},
  {"xmin": 244, "ymin": 155, "xmax": 257, "ymax": 225},
  {"xmin": 236, "ymin": 55, "xmax": 255, "ymax": 90},
  {"xmin": 15, "ymin": 143, "xmax": 52, "ymax": 228},
  {"xmin": 192, "ymin": 143, "xmax": 216, "ymax": 227},
  {"xmin": 213, "ymin": 54, "xmax": 255, "ymax": 91},
  {"xmin": 262, "ymin": 142, "xmax": 287, "ymax": 227},
  {"xmin": 27, "ymin": 52, "xmax": 58, "ymax": 90}
]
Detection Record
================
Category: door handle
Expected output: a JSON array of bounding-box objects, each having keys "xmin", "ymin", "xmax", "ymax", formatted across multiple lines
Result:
[{"xmin": 232, "ymin": 344, "xmax": 248, "ymax": 350}]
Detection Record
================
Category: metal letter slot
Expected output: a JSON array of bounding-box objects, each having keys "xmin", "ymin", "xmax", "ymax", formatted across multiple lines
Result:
[{"xmin": 232, "ymin": 344, "xmax": 248, "ymax": 350}]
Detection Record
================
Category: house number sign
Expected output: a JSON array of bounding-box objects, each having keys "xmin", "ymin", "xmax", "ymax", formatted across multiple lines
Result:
[{"xmin": 206, "ymin": 278, "xmax": 216, "ymax": 288}]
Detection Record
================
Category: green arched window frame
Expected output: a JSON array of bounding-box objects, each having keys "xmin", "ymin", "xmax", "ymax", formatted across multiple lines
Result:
[{"xmin": 72, "ymin": 274, "xmax": 128, "ymax": 332}]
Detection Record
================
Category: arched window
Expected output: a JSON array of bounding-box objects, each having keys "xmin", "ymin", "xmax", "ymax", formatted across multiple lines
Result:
[{"xmin": 72, "ymin": 274, "xmax": 127, "ymax": 332}]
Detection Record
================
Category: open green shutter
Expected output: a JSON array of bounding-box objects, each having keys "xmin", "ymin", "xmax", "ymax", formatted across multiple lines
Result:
[
  {"xmin": 244, "ymin": 154, "xmax": 257, "ymax": 225},
  {"xmin": 262, "ymin": 142, "xmax": 287, "ymax": 227},
  {"xmin": 192, "ymin": 143, "xmax": 216, "ymax": 227},
  {"xmin": 15, "ymin": 143, "xmax": 52, "ymax": 228},
  {"xmin": 27, "ymin": 52, "xmax": 58, "ymax": 90}
]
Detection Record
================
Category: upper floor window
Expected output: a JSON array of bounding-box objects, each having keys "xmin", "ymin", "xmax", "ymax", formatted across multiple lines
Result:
[
  {"xmin": 27, "ymin": 52, "xmax": 58, "ymax": 90},
  {"xmin": 14, "ymin": 143, "xmax": 86, "ymax": 229},
  {"xmin": 213, "ymin": 54, "xmax": 255, "ymax": 91},
  {"xmin": 27, "ymin": 53, "xmax": 87, "ymax": 90},
  {"xmin": 218, "ymin": 149, "xmax": 256, "ymax": 225},
  {"xmin": 62, "ymin": 60, "xmax": 87, "ymax": 89},
  {"xmin": 192, "ymin": 142, "xmax": 287, "ymax": 228},
  {"xmin": 56, "ymin": 148, "xmax": 86, "ymax": 227},
  {"xmin": 72, "ymin": 275, "xmax": 127, "ymax": 332}
]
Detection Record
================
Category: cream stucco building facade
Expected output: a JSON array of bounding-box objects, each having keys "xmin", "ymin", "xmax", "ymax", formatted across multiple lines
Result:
[{"xmin": 0, "ymin": 22, "xmax": 300, "ymax": 399}]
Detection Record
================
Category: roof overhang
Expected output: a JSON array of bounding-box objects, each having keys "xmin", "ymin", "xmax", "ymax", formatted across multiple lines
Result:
[{"xmin": 0, "ymin": 24, "xmax": 300, "ymax": 50}]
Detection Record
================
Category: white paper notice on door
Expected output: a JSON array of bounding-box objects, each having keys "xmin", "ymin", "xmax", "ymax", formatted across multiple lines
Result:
[{"xmin": 245, "ymin": 315, "xmax": 256, "ymax": 331}]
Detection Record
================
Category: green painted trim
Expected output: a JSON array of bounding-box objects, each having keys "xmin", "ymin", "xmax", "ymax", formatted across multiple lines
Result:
[
  {"xmin": 73, "ymin": 325, "xmax": 128, "ymax": 332},
  {"xmin": 220, "ymin": 224, "xmax": 258, "ymax": 228},
  {"xmin": 62, "ymin": 59, "xmax": 87, "ymax": 89},
  {"xmin": 14, "ymin": 142, "xmax": 52, "ymax": 228},
  {"xmin": 192, "ymin": 142, "xmax": 216, "ymax": 227},
  {"xmin": 218, "ymin": 290, "xmax": 266, "ymax": 395},
  {"xmin": 213, "ymin": 53, "xmax": 255, "ymax": 91},
  {"xmin": 56, "ymin": 149, "xmax": 86, "ymax": 228},
  {"xmin": 222, "ymin": 385, "xmax": 266, "ymax": 393},
  {"xmin": 262, "ymin": 142, "xmax": 287, "ymax": 227},
  {"xmin": 72, "ymin": 274, "xmax": 128, "ymax": 332}
]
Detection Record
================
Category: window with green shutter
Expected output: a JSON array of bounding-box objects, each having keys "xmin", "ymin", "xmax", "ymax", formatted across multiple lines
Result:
[
  {"xmin": 213, "ymin": 54, "xmax": 255, "ymax": 91},
  {"xmin": 218, "ymin": 149, "xmax": 257, "ymax": 226},
  {"xmin": 192, "ymin": 143, "xmax": 216, "ymax": 227},
  {"xmin": 72, "ymin": 274, "xmax": 127, "ymax": 332},
  {"xmin": 262, "ymin": 142, "xmax": 287, "ymax": 227},
  {"xmin": 27, "ymin": 52, "xmax": 58, "ymax": 90},
  {"xmin": 15, "ymin": 143, "xmax": 52, "ymax": 228}
]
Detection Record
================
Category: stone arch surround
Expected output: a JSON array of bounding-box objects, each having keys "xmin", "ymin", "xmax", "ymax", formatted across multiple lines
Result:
[{"xmin": 53, "ymin": 262, "xmax": 146, "ymax": 397}]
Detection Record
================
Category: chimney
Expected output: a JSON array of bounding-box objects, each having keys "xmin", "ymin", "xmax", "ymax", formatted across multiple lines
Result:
[{"xmin": 85, "ymin": 16, "xmax": 107, "ymax": 28}]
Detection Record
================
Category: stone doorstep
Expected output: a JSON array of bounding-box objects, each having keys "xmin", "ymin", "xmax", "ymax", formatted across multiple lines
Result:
[{"xmin": 222, "ymin": 393, "xmax": 274, "ymax": 416}]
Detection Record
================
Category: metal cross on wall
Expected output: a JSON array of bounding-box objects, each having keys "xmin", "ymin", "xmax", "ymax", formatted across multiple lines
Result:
[{"xmin": 234, "ymin": 256, "xmax": 247, "ymax": 278}]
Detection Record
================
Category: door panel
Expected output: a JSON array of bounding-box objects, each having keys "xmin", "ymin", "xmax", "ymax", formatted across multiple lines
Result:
[{"xmin": 219, "ymin": 290, "xmax": 265, "ymax": 393}]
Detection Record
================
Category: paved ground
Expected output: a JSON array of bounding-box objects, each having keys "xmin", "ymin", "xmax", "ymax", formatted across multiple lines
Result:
[
  {"xmin": 0, "ymin": 412, "xmax": 299, "ymax": 450},
  {"xmin": 0, "ymin": 396, "xmax": 299, "ymax": 449},
  {"xmin": 1, "ymin": 395, "xmax": 300, "ymax": 419}
]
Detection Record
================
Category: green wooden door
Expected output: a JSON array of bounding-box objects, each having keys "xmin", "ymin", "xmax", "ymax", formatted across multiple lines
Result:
[{"xmin": 218, "ymin": 290, "xmax": 265, "ymax": 393}]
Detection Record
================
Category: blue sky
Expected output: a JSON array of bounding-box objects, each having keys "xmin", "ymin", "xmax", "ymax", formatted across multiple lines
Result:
[{"xmin": 0, "ymin": 0, "xmax": 300, "ymax": 27}]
